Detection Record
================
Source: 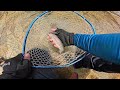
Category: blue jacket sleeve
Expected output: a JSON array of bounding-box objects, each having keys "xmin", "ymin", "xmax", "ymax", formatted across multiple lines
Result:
[{"xmin": 74, "ymin": 33, "xmax": 120, "ymax": 64}]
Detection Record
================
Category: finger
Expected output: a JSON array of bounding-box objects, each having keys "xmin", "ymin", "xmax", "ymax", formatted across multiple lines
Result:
[
  {"xmin": 47, "ymin": 35, "xmax": 52, "ymax": 40},
  {"xmin": 47, "ymin": 34, "xmax": 50, "ymax": 38},
  {"xmin": 54, "ymin": 44, "xmax": 58, "ymax": 48},
  {"xmin": 47, "ymin": 35, "xmax": 50, "ymax": 39},
  {"xmin": 49, "ymin": 39, "xmax": 53, "ymax": 42},
  {"xmin": 47, "ymin": 36, "xmax": 50, "ymax": 40},
  {"xmin": 24, "ymin": 53, "xmax": 30, "ymax": 60},
  {"xmin": 50, "ymin": 40, "xmax": 55, "ymax": 45},
  {"xmin": 51, "ymin": 28, "xmax": 57, "ymax": 32},
  {"xmin": 49, "ymin": 40, "xmax": 56, "ymax": 46},
  {"xmin": 50, "ymin": 27, "xmax": 57, "ymax": 33}
]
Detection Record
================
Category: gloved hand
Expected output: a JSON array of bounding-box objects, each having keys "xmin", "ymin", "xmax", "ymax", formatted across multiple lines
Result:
[
  {"xmin": 48, "ymin": 28, "xmax": 74, "ymax": 47},
  {"xmin": 0, "ymin": 53, "xmax": 32, "ymax": 79}
]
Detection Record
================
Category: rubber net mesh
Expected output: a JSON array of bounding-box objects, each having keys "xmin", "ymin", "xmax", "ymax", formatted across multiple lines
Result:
[{"xmin": 25, "ymin": 11, "xmax": 93, "ymax": 67}]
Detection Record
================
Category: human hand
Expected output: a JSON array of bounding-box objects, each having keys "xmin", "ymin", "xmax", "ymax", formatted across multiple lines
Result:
[
  {"xmin": 48, "ymin": 25, "xmax": 74, "ymax": 48},
  {"xmin": 0, "ymin": 53, "xmax": 31, "ymax": 79}
]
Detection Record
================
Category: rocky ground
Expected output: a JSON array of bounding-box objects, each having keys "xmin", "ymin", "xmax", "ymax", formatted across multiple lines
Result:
[{"xmin": 0, "ymin": 11, "xmax": 120, "ymax": 79}]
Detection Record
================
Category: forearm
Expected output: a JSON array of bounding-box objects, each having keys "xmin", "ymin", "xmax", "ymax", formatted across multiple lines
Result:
[{"xmin": 74, "ymin": 33, "xmax": 120, "ymax": 64}]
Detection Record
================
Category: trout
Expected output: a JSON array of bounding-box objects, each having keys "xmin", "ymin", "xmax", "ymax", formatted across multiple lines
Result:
[{"xmin": 48, "ymin": 33, "xmax": 64, "ymax": 54}]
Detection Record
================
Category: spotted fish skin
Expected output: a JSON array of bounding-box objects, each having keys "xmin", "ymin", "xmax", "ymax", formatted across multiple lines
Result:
[{"xmin": 48, "ymin": 33, "xmax": 64, "ymax": 54}]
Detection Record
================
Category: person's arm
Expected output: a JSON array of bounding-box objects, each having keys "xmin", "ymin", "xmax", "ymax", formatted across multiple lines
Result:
[
  {"xmin": 48, "ymin": 28, "xmax": 120, "ymax": 64},
  {"xmin": 74, "ymin": 33, "xmax": 120, "ymax": 64}
]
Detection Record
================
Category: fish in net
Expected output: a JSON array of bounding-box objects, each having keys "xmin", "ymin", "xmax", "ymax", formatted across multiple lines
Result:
[{"xmin": 23, "ymin": 11, "xmax": 95, "ymax": 68}]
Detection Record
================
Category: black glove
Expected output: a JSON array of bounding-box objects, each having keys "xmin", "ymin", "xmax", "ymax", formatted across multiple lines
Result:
[
  {"xmin": 53, "ymin": 28, "xmax": 74, "ymax": 47},
  {"xmin": 0, "ymin": 53, "xmax": 32, "ymax": 79}
]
